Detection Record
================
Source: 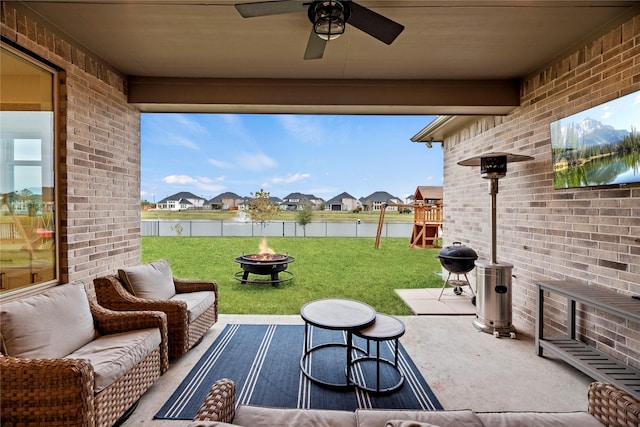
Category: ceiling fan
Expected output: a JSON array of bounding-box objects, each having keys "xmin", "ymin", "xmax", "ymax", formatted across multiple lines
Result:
[{"xmin": 234, "ymin": 0, "xmax": 404, "ymax": 60}]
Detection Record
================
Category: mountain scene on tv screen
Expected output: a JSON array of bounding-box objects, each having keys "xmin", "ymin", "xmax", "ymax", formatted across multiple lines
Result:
[{"xmin": 551, "ymin": 103, "xmax": 640, "ymax": 189}]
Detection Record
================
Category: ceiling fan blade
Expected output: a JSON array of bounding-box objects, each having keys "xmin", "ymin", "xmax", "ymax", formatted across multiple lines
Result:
[
  {"xmin": 347, "ymin": 1, "xmax": 404, "ymax": 45},
  {"xmin": 235, "ymin": 0, "xmax": 306, "ymax": 18},
  {"xmin": 303, "ymin": 28, "xmax": 326, "ymax": 60}
]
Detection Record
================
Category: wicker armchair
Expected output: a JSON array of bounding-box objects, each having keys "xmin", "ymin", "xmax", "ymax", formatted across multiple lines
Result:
[
  {"xmin": 192, "ymin": 378, "xmax": 237, "ymax": 423},
  {"xmin": 94, "ymin": 267, "xmax": 218, "ymax": 359},
  {"xmin": 0, "ymin": 285, "xmax": 169, "ymax": 427},
  {"xmin": 588, "ymin": 382, "xmax": 640, "ymax": 427}
]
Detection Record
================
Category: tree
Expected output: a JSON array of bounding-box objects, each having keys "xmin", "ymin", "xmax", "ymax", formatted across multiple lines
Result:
[
  {"xmin": 296, "ymin": 203, "xmax": 313, "ymax": 237},
  {"xmin": 247, "ymin": 189, "xmax": 280, "ymax": 231}
]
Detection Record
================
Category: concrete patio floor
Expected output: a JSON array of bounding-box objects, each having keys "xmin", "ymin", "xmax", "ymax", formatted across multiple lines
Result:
[{"xmin": 121, "ymin": 314, "xmax": 594, "ymax": 426}]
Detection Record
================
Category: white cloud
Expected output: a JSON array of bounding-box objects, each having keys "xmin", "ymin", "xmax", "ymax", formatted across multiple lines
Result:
[
  {"xmin": 145, "ymin": 114, "xmax": 204, "ymax": 150},
  {"xmin": 208, "ymin": 158, "xmax": 233, "ymax": 168},
  {"xmin": 219, "ymin": 114, "xmax": 253, "ymax": 142},
  {"xmin": 161, "ymin": 174, "xmax": 226, "ymax": 194},
  {"xmin": 277, "ymin": 115, "xmax": 324, "ymax": 144},
  {"xmin": 163, "ymin": 175, "xmax": 198, "ymax": 185},
  {"xmin": 147, "ymin": 132, "xmax": 199, "ymax": 150},
  {"xmin": 221, "ymin": 114, "xmax": 242, "ymax": 127},
  {"xmin": 236, "ymin": 152, "xmax": 278, "ymax": 171},
  {"xmin": 172, "ymin": 114, "xmax": 207, "ymax": 134},
  {"xmin": 269, "ymin": 173, "xmax": 311, "ymax": 185},
  {"xmin": 170, "ymin": 135, "xmax": 200, "ymax": 150}
]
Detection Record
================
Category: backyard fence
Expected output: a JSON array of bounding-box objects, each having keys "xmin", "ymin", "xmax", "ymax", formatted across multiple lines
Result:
[{"xmin": 141, "ymin": 220, "xmax": 413, "ymax": 238}]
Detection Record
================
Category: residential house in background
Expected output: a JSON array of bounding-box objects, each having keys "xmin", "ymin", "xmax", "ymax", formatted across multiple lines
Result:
[
  {"xmin": 280, "ymin": 193, "xmax": 324, "ymax": 211},
  {"xmin": 325, "ymin": 192, "xmax": 359, "ymax": 211},
  {"xmin": 269, "ymin": 196, "xmax": 283, "ymax": 207},
  {"xmin": 156, "ymin": 192, "xmax": 207, "ymax": 211},
  {"xmin": 208, "ymin": 192, "xmax": 244, "ymax": 210},
  {"xmin": 360, "ymin": 191, "xmax": 403, "ymax": 212}
]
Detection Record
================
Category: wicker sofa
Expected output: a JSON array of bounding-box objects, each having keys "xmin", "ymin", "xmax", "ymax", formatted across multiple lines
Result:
[
  {"xmin": 0, "ymin": 281, "xmax": 169, "ymax": 427},
  {"xmin": 188, "ymin": 380, "xmax": 639, "ymax": 427},
  {"xmin": 94, "ymin": 259, "xmax": 218, "ymax": 359}
]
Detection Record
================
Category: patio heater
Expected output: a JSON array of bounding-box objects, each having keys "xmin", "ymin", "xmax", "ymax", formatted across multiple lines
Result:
[{"xmin": 458, "ymin": 152, "xmax": 534, "ymax": 338}]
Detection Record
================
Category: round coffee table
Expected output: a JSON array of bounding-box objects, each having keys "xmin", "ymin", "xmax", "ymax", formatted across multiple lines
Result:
[
  {"xmin": 349, "ymin": 313, "xmax": 406, "ymax": 394},
  {"xmin": 300, "ymin": 298, "xmax": 376, "ymax": 389}
]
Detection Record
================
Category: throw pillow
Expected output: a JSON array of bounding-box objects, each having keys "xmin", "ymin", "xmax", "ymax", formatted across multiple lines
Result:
[
  {"xmin": 119, "ymin": 259, "xmax": 176, "ymax": 300},
  {"xmin": 0, "ymin": 281, "xmax": 97, "ymax": 358}
]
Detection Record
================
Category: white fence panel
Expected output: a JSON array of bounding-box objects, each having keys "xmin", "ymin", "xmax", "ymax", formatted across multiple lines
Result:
[{"xmin": 141, "ymin": 220, "xmax": 412, "ymax": 238}]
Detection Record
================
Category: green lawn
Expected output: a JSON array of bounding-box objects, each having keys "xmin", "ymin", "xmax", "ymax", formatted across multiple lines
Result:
[{"xmin": 142, "ymin": 236, "xmax": 443, "ymax": 315}]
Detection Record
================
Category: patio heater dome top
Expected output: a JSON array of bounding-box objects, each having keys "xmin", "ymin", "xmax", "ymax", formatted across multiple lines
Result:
[
  {"xmin": 458, "ymin": 152, "xmax": 534, "ymax": 180},
  {"xmin": 457, "ymin": 152, "xmax": 534, "ymax": 167}
]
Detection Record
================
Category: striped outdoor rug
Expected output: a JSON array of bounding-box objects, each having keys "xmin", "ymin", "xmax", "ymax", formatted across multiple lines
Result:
[{"xmin": 155, "ymin": 324, "xmax": 443, "ymax": 420}]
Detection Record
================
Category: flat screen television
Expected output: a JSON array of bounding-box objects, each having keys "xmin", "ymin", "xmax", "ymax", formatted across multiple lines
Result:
[{"xmin": 550, "ymin": 90, "xmax": 640, "ymax": 189}]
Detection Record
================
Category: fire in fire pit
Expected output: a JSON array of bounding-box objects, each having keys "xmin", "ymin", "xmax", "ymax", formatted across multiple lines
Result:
[{"xmin": 234, "ymin": 238, "xmax": 295, "ymax": 285}]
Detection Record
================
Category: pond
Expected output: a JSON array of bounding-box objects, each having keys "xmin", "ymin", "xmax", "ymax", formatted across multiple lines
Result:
[{"xmin": 554, "ymin": 151, "xmax": 640, "ymax": 188}]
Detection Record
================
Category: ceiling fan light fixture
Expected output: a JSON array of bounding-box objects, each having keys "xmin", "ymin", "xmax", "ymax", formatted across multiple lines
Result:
[{"xmin": 311, "ymin": 1, "xmax": 347, "ymax": 41}]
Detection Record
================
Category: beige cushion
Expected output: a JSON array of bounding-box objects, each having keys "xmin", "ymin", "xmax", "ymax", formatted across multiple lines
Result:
[
  {"xmin": 65, "ymin": 327, "xmax": 161, "ymax": 393},
  {"xmin": 234, "ymin": 406, "xmax": 357, "ymax": 427},
  {"xmin": 0, "ymin": 282, "xmax": 96, "ymax": 358},
  {"xmin": 170, "ymin": 291, "xmax": 216, "ymax": 322},
  {"xmin": 385, "ymin": 422, "xmax": 441, "ymax": 427},
  {"xmin": 476, "ymin": 412, "xmax": 604, "ymax": 427},
  {"xmin": 119, "ymin": 259, "xmax": 176, "ymax": 300},
  {"xmin": 189, "ymin": 423, "xmax": 239, "ymax": 427},
  {"xmin": 356, "ymin": 410, "xmax": 484, "ymax": 427}
]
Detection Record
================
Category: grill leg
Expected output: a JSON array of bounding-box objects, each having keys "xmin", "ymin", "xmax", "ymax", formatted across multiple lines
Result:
[
  {"xmin": 438, "ymin": 272, "xmax": 452, "ymax": 300},
  {"xmin": 464, "ymin": 273, "xmax": 476, "ymax": 296}
]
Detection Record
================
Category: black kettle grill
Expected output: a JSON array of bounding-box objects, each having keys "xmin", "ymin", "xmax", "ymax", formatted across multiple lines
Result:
[{"xmin": 437, "ymin": 242, "xmax": 478, "ymax": 274}]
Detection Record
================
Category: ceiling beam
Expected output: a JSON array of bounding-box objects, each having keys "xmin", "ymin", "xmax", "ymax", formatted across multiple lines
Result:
[{"xmin": 128, "ymin": 77, "xmax": 520, "ymax": 115}]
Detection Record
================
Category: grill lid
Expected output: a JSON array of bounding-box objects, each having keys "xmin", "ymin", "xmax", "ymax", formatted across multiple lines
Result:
[{"xmin": 438, "ymin": 242, "xmax": 478, "ymax": 260}]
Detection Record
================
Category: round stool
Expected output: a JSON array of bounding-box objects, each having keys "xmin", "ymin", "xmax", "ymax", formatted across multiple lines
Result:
[{"xmin": 349, "ymin": 313, "xmax": 405, "ymax": 394}]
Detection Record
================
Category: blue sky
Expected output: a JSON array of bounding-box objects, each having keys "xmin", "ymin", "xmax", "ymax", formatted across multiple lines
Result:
[{"xmin": 141, "ymin": 114, "xmax": 442, "ymax": 203}]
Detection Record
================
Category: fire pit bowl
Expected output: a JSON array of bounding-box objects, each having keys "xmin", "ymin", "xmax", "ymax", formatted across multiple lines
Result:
[
  {"xmin": 437, "ymin": 242, "xmax": 478, "ymax": 274},
  {"xmin": 234, "ymin": 253, "xmax": 295, "ymax": 285}
]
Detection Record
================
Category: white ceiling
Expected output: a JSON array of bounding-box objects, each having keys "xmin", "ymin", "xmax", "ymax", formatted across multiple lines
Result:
[{"xmin": 11, "ymin": 0, "xmax": 639, "ymax": 113}]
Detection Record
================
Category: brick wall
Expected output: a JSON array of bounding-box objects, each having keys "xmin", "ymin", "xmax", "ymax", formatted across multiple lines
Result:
[
  {"xmin": 442, "ymin": 14, "xmax": 640, "ymax": 367},
  {"xmin": 2, "ymin": 3, "xmax": 141, "ymax": 286}
]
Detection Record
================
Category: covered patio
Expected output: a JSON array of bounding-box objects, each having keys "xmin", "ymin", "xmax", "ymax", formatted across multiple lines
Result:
[
  {"xmin": 1, "ymin": 1, "xmax": 639, "ymax": 424},
  {"xmin": 123, "ymin": 314, "xmax": 594, "ymax": 426}
]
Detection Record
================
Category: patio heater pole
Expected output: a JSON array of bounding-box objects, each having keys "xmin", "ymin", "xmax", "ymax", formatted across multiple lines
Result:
[
  {"xmin": 458, "ymin": 152, "xmax": 534, "ymax": 338},
  {"xmin": 490, "ymin": 177, "xmax": 498, "ymax": 265}
]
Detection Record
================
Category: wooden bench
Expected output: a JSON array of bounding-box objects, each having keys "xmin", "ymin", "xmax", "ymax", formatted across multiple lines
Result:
[{"xmin": 535, "ymin": 280, "xmax": 640, "ymax": 400}]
